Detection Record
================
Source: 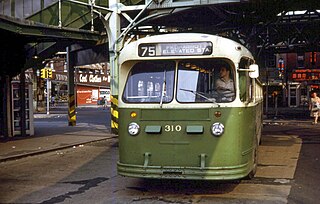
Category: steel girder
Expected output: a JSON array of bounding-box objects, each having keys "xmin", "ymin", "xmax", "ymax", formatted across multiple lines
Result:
[{"xmin": 115, "ymin": 0, "xmax": 320, "ymax": 56}]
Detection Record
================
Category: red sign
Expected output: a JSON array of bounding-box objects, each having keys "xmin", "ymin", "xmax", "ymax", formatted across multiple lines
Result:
[
  {"xmin": 292, "ymin": 69, "xmax": 320, "ymax": 81},
  {"xmin": 76, "ymin": 86, "xmax": 98, "ymax": 105}
]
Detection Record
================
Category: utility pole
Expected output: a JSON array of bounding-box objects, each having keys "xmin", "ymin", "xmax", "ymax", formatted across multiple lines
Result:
[
  {"xmin": 46, "ymin": 78, "xmax": 50, "ymax": 114},
  {"xmin": 41, "ymin": 68, "xmax": 52, "ymax": 114}
]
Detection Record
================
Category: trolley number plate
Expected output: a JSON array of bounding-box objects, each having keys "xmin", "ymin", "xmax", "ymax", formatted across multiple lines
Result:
[{"xmin": 164, "ymin": 125, "xmax": 182, "ymax": 132}]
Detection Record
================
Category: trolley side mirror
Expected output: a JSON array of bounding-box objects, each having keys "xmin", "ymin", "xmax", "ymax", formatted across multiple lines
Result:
[{"xmin": 248, "ymin": 64, "xmax": 259, "ymax": 78}]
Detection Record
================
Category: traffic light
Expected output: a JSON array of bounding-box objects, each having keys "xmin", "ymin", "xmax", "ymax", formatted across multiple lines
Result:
[
  {"xmin": 310, "ymin": 52, "xmax": 317, "ymax": 65},
  {"xmin": 278, "ymin": 58, "xmax": 285, "ymax": 79},
  {"xmin": 40, "ymin": 68, "xmax": 53, "ymax": 79},
  {"xmin": 47, "ymin": 69, "xmax": 52, "ymax": 78},
  {"xmin": 278, "ymin": 58, "xmax": 284, "ymax": 71},
  {"xmin": 41, "ymin": 68, "xmax": 47, "ymax": 79}
]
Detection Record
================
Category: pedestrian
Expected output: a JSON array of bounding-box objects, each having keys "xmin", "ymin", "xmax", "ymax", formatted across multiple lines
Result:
[
  {"xmin": 309, "ymin": 91, "xmax": 320, "ymax": 124},
  {"xmin": 51, "ymin": 95, "xmax": 55, "ymax": 107},
  {"xmin": 102, "ymin": 96, "xmax": 106, "ymax": 110},
  {"xmin": 54, "ymin": 95, "xmax": 59, "ymax": 106}
]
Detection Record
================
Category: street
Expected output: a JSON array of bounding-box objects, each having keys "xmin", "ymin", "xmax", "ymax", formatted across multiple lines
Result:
[{"xmin": 0, "ymin": 107, "xmax": 319, "ymax": 203}]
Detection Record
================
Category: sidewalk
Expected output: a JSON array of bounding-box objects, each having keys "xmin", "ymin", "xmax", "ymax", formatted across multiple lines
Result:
[
  {"xmin": 0, "ymin": 131, "xmax": 116, "ymax": 162},
  {"xmin": 263, "ymin": 106, "xmax": 313, "ymax": 125},
  {"xmin": 0, "ymin": 105, "xmax": 115, "ymax": 162}
]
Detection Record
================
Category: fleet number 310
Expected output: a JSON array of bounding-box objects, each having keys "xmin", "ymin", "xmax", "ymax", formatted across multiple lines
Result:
[{"xmin": 164, "ymin": 125, "xmax": 182, "ymax": 132}]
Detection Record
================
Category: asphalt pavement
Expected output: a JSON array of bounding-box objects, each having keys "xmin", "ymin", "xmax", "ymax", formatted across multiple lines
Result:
[{"xmin": 0, "ymin": 105, "xmax": 316, "ymax": 163}]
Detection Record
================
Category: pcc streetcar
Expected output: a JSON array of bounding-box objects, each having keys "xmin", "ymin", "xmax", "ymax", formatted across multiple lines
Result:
[{"xmin": 117, "ymin": 33, "xmax": 263, "ymax": 180}]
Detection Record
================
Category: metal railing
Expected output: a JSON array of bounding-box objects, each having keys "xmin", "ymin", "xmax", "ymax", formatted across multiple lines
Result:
[
  {"xmin": 0, "ymin": 0, "xmax": 109, "ymax": 30},
  {"xmin": 0, "ymin": 0, "xmax": 57, "ymax": 19}
]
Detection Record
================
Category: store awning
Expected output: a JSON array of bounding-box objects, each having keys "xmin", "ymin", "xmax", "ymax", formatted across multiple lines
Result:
[{"xmin": 75, "ymin": 63, "xmax": 106, "ymax": 70}]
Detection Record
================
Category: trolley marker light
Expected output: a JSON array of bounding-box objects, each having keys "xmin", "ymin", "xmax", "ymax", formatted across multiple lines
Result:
[
  {"xmin": 211, "ymin": 122, "xmax": 225, "ymax": 136},
  {"xmin": 130, "ymin": 111, "xmax": 137, "ymax": 118},
  {"xmin": 128, "ymin": 122, "xmax": 140, "ymax": 136},
  {"xmin": 214, "ymin": 111, "xmax": 222, "ymax": 118}
]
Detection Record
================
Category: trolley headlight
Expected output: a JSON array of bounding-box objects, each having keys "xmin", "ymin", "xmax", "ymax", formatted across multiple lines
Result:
[
  {"xmin": 128, "ymin": 122, "xmax": 140, "ymax": 136},
  {"xmin": 211, "ymin": 122, "xmax": 224, "ymax": 136}
]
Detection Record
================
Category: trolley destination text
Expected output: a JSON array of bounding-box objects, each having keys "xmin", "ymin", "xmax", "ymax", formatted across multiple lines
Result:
[{"xmin": 138, "ymin": 42, "xmax": 212, "ymax": 57}]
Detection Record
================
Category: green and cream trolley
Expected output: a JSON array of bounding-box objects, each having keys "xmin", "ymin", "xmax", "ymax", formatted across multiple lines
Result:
[{"xmin": 117, "ymin": 33, "xmax": 263, "ymax": 180}]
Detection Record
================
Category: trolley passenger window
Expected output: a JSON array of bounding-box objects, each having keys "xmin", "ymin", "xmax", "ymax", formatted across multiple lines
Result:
[
  {"xmin": 123, "ymin": 61, "xmax": 175, "ymax": 103},
  {"xmin": 239, "ymin": 58, "xmax": 254, "ymax": 103},
  {"xmin": 177, "ymin": 60, "xmax": 235, "ymax": 103}
]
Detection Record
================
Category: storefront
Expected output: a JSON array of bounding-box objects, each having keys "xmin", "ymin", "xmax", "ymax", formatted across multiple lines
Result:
[
  {"xmin": 51, "ymin": 73, "xmax": 68, "ymax": 102},
  {"xmin": 36, "ymin": 60, "xmax": 110, "ymax": 107},
  {"xmin": 75, "ymin": 66, "xmax": 110, "ymax": 106}
]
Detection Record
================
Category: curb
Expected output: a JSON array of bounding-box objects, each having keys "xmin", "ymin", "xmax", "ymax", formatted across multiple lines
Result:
[
  {"xmin": 0, "ymin": 135, "xmax": 118, "ymax": 163},
  {"xmin": 263, "ymin": 120, "xmax": 314, "ymax": 126}
]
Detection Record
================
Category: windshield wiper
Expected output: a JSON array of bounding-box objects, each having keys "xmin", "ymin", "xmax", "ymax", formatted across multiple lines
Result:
[{"xmin": 180, "ymin": 88, "xmax": 217, "ymax": 104}]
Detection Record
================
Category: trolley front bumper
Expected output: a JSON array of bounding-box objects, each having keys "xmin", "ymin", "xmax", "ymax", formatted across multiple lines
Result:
[{"xmin": 117, "ymin": 161, "xmax": 250, "ymax": 180}]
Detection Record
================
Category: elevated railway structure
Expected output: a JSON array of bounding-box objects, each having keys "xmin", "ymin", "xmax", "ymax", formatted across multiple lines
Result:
[{"xmin": 0, "ymin": 0, "xmax": 320, "ymax": 137}]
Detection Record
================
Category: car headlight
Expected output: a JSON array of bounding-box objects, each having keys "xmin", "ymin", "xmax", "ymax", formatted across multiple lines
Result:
[
  {"xmin": 128, "ymin": 122, "xmax": 140, "ymax": 136},
  {"xmin": 211, "ymin": 122, "xmax": 224, "ymax": 136}
]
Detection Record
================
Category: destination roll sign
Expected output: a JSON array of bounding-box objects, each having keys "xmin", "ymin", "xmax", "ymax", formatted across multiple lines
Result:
[{"xmin": 138, "ymin": 42, "xmax": 212, "ymax": 57}]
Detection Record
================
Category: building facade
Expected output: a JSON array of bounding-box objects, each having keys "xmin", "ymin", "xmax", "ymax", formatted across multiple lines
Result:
[{"xmin": 38, "ymin": 59, "xmax": 110, "ymax": 108}]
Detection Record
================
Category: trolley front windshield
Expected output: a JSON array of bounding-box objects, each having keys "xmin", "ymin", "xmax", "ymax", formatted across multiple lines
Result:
[
  {"xmin": 123, "ymin": 59, "xmax": 235, "ymax": 103},
  {"xmin": 123, "ymin": 61, "xmax": 175, "ymax": 103}
]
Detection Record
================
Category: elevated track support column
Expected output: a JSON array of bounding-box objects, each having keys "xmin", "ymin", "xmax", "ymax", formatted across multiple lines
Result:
[
  {"xmin": 0, "ymin": 75, "xmax": 12, "ymax": 138},
  {"xmin": 19, "ymin": 71, "xmax": 27, "ymax": 136},
  {"xmin": 108, "ymin": 0, "xmax": 121, "ymax": 134},
  {"xmin": 67, "ymin": 47, "xmax": 76, "ymax": 126}
]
